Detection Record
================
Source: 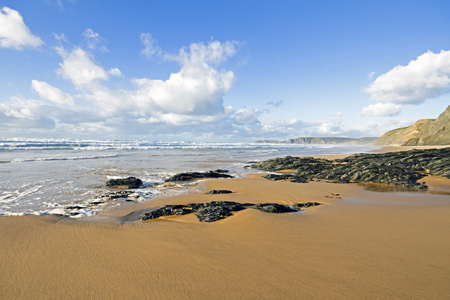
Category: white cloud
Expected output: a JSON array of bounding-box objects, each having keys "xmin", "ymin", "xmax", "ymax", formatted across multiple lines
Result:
[
  {"xmin": 234, "ymin": 107, "xmax": 260, "ymax": 124},
  {"xmin": 108, "ymin": 67, "xmax": 122, "ymax": 76},
  {"xmin": 31, "ymin": 80, "xmax": 75, "ymax": 106},
  {"xmin": 57, "ymin": 47, "xmax": 109, "ymax": 88},
  {"xmin": 316, "ymin": 121, "xmax": 343, "ymax": 135},
  {"xmin": 140, "ymin": 33, "xmax": 161, "ymax": 57},
  {"xmin": 0, "ymin": 6, "xmax": 43, "ymax": 50},
  {"xmin": 166, "ymin": 40, "xmax": 238, "ymax": 66},
  {"xmin": 365, "ymin": 50, "xmax": 450, "ymax": 104},
  {"xmin": 1, "ymin": 36, "xmax": 246, "ymax": 137},
  {"xmin": 82, "ymin": 28, "xmax": 108, "ymax": 52},
  {"xmin": 132, "ymin": 40, "xmax": 237, "ymax": 123},
  {"xmin": 362, "ymin": 102, "xmax": 402, "ymax": 117}
]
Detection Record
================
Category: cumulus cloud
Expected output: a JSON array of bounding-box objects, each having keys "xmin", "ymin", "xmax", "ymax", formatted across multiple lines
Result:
[
  {"xmin": 234, "ymin": 107, "xmax": 260, "ymax": 124},
  {"xmin": 0, "ymin": 6, "xmax": 43, "ymax": 50},
  {"xmin": 362, "ymin": 102, "xmax": 402, "ymax": 117},
  {"xmin": 365, "ymin": 50, "xmax": 450, "ymax": 104},
  {"xmin": 31, "ymin": 80, "xmax": 75, "ymax": 106},
  {"xmin": 0, "ymin": 97, "xmax": 56, "ymax": 131},
  {"xmin": 0, "ymin": 36, "xmax": 243, "ymax": 137},
  {"xmin": 57, "ymin": 47, "xmax": 109, "ymax": 88},
  {"xmin": 132, "ymin": 40, "xmax": 237, "ymax": 123}
]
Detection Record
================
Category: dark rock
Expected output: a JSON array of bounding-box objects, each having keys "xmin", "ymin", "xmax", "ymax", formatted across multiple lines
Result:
[
  {"xmin": 140, "ymin": 201, "xmax": 246, "ymax": 222},
  {"xmin": 214, "ymin": 169, "xmax": 229, "ymax": 173},
  {"xmin": 264, "ymin": 174, "xmax": 308, "ymax": 183},
  {"xmin": 207, "ymin": 190, "xmax": 233, "ymax": 194},
  {"xmin": 88, "ymin": 201, "xmax": 104, "ymax": 206},
  {"xmin": 264, "ymin": 174, "xmax": 292, "ymax": 181},
  {"xmin": 64, "ymin": 205, "xmax": 87, "ymax": 210},
  {"xmin": 196, "ymin": 206, "xmax": 232, "ymax": 222},
  {"xmin": 294, "ymin": 202, "xmax": 322, "ymax": 209},
  {"xmin": 140, "ymin": 205, "xmax": 192, "ymax": 220},
  {"xmin": 166, "ymin": 171, "xmax": 233, "ymax": 182},
  {"xmin": 196, "ymin": 201, "xmax": 246, "ymax": 222},
  {"xmin": 255, "ymin": 203, "xmax": 297, "ymax": 213},
  {"xmin": 251, "ymin": 147, "xmax": 450, "ymax": 190},
  {"xmin": 101, "ymin": 191, "xmax": 134, "ymax": 199},
  {"xmin": 106, "ymin": 177, "xmax": 143, "ymax": 188}
]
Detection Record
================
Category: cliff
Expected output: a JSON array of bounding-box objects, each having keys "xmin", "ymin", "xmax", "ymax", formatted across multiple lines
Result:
[{"xmin": 374, "ymin": 105, "xmax": 450, "ymax": 146}]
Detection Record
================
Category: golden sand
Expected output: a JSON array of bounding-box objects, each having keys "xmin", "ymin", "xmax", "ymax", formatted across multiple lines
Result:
[{"xmin": 1, "ymin": 171, "xmax": 449, "ymax": 299}]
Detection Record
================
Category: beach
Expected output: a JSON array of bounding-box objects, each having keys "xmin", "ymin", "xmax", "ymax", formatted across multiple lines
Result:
[{"xmin": 1, "ymin": 147, "xmax": 450, "ymax": 299}]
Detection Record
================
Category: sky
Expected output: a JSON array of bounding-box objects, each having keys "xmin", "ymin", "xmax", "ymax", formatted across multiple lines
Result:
[{"xmin": 0, "ymin": 0, "xmax": 449, "ymax": 142}]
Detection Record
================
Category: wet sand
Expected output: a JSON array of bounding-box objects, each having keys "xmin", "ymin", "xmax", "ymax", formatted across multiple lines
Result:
[{"xmin": 1, "ymin": 171, "xmax": 449, "ymax": 299}]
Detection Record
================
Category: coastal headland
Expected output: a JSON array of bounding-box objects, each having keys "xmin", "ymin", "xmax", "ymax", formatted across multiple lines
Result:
[{"xmin": 0, "ymin": 146, "xmax": 449, "ymax": 299}]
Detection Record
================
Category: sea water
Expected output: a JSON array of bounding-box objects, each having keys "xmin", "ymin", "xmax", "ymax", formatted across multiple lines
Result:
[{"xmin": 0, "ymin": 138, "xmax": 378, "ymax": 218}]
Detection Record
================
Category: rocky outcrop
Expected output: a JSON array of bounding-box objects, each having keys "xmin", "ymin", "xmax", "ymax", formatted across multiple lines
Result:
[
  {"xmin": 140, "ymin": 201, "xmax": 321, "ymax": 222},
  {"xmin": 106, "ymin": 177, "xmax": 143, "ymax": 188},
  {"xmin": 375, "ymin": 105, "xmax": 450, "ymax": 146},
  {"xmin": 140, "ymin": 201, "xmax": 249, "ymax": 222},
  {"xmin": 166, "ymin": 171, "xmax": 233, "ymax": 182},
  {"xmin": 252, "ymin": 147, "xmax": 450, "ymax": 189}
]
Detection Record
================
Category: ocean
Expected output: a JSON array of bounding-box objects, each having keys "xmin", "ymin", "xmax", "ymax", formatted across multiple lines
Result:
[{"xmin": 0, "ymin": 138, "xmax": 377, "ymax": 218}]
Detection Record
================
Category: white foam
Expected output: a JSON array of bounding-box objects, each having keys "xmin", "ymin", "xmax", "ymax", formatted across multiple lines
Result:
[{"xmin": 0, "ymin": 185, "xmax": 43, "ymax": 204}]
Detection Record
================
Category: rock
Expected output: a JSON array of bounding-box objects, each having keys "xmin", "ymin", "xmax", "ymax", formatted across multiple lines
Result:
[
  {"xmin": 207, "ymin": 190, "xmax": 233, "ymax": 194},
  {"xmin": 264, "ymin": 174, "xmax": 293, "ymax": 181},
  {"xmin": 166, "ymin": 171, "xmax": 233, "ymax": 182},
  {"xmin": 140, "ymin": 201, "xmax": 247, "ymax": 222},
  {"xmin": 106, "ymin": 177, "xmax": 143, "ymax": 188},
  {"xmin": 64, "ymin": 205, "xmax": 87, "ymax": 210},
  {"xmin": 140, "ymin": 205, "xmax": 192, "ymax": 220},
  {"xmin": 214, "ymin": 169, "xmax": 229, "ymax": 173},
  {"xmin": 100, "ymin": 191, "xmax": 134, "ymax": 199},
  {"xmin": 255, "ymin": 203, "xmax": 297, "ymax": 213},
  {"xmin": 293, "ymin": 202, "xmax": 322, "ymax": 209},
  {"xmin": 264, "ymin": 174, "xmax": 308, "ymax": 183},
  {"xmin": 251, "ymin": 147, "xmax": 450, "ymax": 189},
  {"xmin": 196, "ymin": 201, "xmax": 246, "ymax": 222}
]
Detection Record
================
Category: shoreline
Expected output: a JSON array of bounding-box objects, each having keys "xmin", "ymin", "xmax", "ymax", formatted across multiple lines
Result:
[{"xmin": 1, "ymin": 146, "xmax": 449, "ymax": 299}]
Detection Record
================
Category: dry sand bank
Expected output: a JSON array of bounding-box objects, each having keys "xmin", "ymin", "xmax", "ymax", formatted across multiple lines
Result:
[{"xmin": 1, "ymin": 175, "xmax": 449, "ymax": 299}]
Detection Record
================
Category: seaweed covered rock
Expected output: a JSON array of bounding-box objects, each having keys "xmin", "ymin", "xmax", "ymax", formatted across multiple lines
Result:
[
  {"xmin": 255, "ymin": 203, "xmax": 297, "ymax": 213},
  {"xmin": 106, "ymin": 177, "xmax": 143, "ymax": 188},
  {"xmin": 166, "ymin": 171, "xmax": 233, "ymax": 182},
  {"xmin": 252, "ymin": 147, "xmax": 450, "ymax": 189},
  {"xmin": 140, "ymin": 205, "xmax": 192, "ymax": 220},
  {"xmin": 293, "ymin": 202, "xmax": 322, "ymax": 209},
  {"xmin": 252, "ymin": 156, "xmax": 332, "ymax": 172},
  {"xmin": 207, "ymin": 190, "xmax": 233, "ymax": 194},
  {"xmin": 264, "ymin": 174, "xmax": 308, "ymax": 183},
  {"xmin": 140, "ymin": 201, "xmax": 247, "ymax": 222}
]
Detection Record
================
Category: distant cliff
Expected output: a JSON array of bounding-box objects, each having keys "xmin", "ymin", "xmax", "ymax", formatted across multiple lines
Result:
[
  {"xmin": 255, "ymin": 137, "xmax": 377, "ymax": 145},
  {"xmin": 374, "ymin": 105, "xmax": 450, "ymax": 146}
]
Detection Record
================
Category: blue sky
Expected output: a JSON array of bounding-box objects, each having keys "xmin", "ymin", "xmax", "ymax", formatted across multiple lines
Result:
[{"xmin": 0, "ymin": 0, "xmax": 449, "ymax": 141}]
